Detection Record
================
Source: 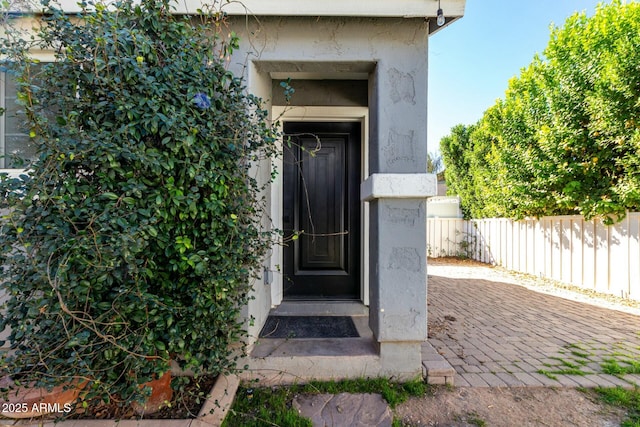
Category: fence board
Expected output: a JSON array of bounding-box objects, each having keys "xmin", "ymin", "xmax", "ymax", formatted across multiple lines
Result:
[
  {"xmin": 560, "ymin": 218, "xmax": 572, "ymax": 284},
  {"xmin": 551, "ymin": 219, "xmax": 562, "ymax": 282},
  {"xmin": 595, "ymin": 219, "xmax": 609, "ymax": 294},
  {"xmin": 571, "ymin": 219, "xmax": 583, "ymax": 287},
  {"xmin": 630, "ymin": 214, "xmax": 640, "ymax": 300},
  {"xmin": 543, "ymin": 219, "xmax": 552, "ymax": 280},
  {"xmin": 610, "ymin": 218, "xmax": 630, "ymax": 298},
  {"xmin": 518, "ymin": 221, "xmax": 528, "ymax": 274},
  {"xmin": 534, "ymin": 220, "xmax": 544, "ymax": 277},
  {"xmin": 583, "ymin": 220, "xmax": 596, "ymax": 289}
]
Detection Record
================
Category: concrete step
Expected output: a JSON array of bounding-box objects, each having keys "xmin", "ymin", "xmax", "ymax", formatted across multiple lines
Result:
[
  {"xmin": 245, "ymin": 307, "xmax": 381, "ymax": 384},
  {"xmin": 242, "ymin": 351, "xmax": 382, "ymax": 385},
  {"xmin": 270, "ymin": 301, "xmax": 369, "ymax": 317}
]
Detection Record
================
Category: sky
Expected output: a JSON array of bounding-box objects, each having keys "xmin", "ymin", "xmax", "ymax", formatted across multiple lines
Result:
[{"xmin": 427, "ymin": 0, "xmax": 620, "ymax": 154}]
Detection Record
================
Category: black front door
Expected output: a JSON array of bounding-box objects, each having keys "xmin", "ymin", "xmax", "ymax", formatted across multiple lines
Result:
[{"xmin": 283, "ymin": 122, "xmax": 361, "ymax": 299}]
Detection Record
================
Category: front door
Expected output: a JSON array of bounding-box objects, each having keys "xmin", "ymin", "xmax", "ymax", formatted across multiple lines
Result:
[{"xmin": 283, "ymin": 122, "xmax": 361, "ymax": 299}]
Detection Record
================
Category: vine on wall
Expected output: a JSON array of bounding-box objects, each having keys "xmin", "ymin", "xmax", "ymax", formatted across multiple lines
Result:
[{"xmin": 0, "ymin": 0, "xmax": 277, "ymax": 409}]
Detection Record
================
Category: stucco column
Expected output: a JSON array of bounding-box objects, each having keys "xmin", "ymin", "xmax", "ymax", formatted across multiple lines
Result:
[
  {"xmin": 362, "ymin": 175, "xmax": 435, "ymax": 377},
  {"xmin": 366, "ymin": 48, "xmax": 434, "ymax": 377}
]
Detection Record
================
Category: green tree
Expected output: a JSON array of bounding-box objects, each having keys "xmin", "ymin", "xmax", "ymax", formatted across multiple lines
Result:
[
  {"xmin": 427, "ymin": 151, "xmax": 444, "ymax": 174},
  {"xmin": 534, "ymin": 0, "xmax": 640, "ymax": 221},
  {"xmin": 467, "ymin": 103, "xmax": 513, "ymax": 218},
  {"xmin": 441, "ymin": 0, "xmax": 640, "ymax": 222},
  {"xmin": 440, "ymin": 123, "xmax": 477, "ymax": 218}
]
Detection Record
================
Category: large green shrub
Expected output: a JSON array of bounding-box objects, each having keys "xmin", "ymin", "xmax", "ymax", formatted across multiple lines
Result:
[
  {"xmin": 441, "ymin": 0, "xmax": 640, "ymax": 222},
  {"xmin": 0, "ymin": 0, "xmax": 276, "ymax": 408}
]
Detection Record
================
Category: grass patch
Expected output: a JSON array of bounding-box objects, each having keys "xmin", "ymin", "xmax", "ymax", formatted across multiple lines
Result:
[
  {"xmin": 559, "ymin": 359, "xmax": 585, "ymax": 370},
  {"xmin": 223, "ymin": 377, "xmax": 430, "ymax": 426},
  {"xmin": 541, "ymin": 357, "xmax": 591, "ymax": 376},
  {"xmin": 551, "ymin": 367, "xmax": 588, "ymax": 376},
  {"xmin": 564, "ymin": 368, "xmax": 587, "ymax": 375},
  {"xmin": 454, "ymin": 412, "xmax": 486, "ymax": 427},
  {"xmin": 602, "ymin": 358, "xmax": 640, "ymax": 376},
  {"xmin": 611, "ymin": 350, "xmax": 635, "ymax": 357},
  {"xmin": 537, "ymin": 369, "xmax": 557, "ymax": 380},
  {"xmin": 467, "ymin": 412, "xmax": 487, "ymax": 427},
  {"xmin": 592, "ymin": 386, "xmax": 640, "ymax": 427},
  {"xmin": 570, "ymin": 349, "xmax": 592, "ymax": 359},
  {"xmin": 222, "ymin": 385, "xmax": 312, "ymax": 427},
  {"xmin": 567, "ymin": 343, "xmax": 588, "ymax": 350},
  {"xmin": 302, "ymin": 377, "xmax": 428, "ymax": 407},
  {"xmin": 537, "ymin": 369, "xmax": 558, "ymax": 380},
  {"xmin": 574, "ymin": 358, "xmax": 590, "ymax": 366},
  {"xmin": 538, "ymin": 366, "xmax": 588, "ymax": 378}
]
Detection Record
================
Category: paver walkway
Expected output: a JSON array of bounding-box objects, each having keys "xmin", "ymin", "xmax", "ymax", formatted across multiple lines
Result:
[{"xmin": 426, "ymin": 259, "xmax": 640, "ymax": 388}]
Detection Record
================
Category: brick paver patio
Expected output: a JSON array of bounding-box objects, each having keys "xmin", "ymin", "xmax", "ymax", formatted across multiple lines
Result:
[{"xmin": 426, "ymin": 260, "xmax": 640, "ymax": 388}]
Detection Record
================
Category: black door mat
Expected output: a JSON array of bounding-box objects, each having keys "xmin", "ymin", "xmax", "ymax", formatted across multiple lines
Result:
[{"xmin": 259, "ymin": 316, "xmax": 359, "ymax": 339}]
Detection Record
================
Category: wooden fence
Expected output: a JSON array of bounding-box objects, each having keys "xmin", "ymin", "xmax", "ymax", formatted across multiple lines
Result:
[{"xmin": 427, "ymin": 213, "xmax": 640, "ymax": 300}]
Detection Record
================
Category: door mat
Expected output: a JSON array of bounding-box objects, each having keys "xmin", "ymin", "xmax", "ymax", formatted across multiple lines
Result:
[{"xmin": 259, "ymin": 316, "xmax": 359, "ymax": 339}]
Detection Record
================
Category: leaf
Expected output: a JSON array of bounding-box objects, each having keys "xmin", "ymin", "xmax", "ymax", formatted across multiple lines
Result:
[{"xmin": 97, "ymin": 302, "xmax": 112, "ymax": 311}]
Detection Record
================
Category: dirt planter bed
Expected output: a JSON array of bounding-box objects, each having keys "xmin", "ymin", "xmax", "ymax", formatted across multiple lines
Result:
[{"xmin": 3, "ymin": 374, "xmax": 239, "ymax": 427}]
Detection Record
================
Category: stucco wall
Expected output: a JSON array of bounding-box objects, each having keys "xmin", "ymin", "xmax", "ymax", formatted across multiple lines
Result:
[{"xmin": 229, "ymin": 17, "xmax": 429, "ymax": 177}]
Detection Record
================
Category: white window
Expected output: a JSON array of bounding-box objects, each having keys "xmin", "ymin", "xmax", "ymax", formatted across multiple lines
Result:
[{"xmin": 0, "ymin": 71, "xmax": 36, "ymax": 169}]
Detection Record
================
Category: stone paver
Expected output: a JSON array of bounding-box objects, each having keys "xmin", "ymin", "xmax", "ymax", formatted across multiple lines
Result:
[
  {"xmin": 459, "ymin": 373, "xmax": 490, "ymax": 387},
  {"xmin": 426, "ymin": 260, "xmax": 640, "ymax": 389},
  {"xmin": 293, "ymin": 393, "xmax": 393, "ymax": 427},
  {"xmin": 512, "ymin": 372, "xmax": 544, "ymax": 386},
  {"xmin": 478, "ymin": 372, "xmax": 508, "ymax": 387}
]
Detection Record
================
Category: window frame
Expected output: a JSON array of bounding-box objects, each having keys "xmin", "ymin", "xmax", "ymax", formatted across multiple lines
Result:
[
  {"xmin": 1, "ymin": 56, "xmax": 53, "ymax": 172},
  {"xmin": 1, "ymin": 69, "xmax": 30, "ymax": 171}
]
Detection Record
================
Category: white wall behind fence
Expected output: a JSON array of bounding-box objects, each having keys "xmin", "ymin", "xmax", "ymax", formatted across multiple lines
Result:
[{"xmin": 427, "ymin": 213, "xmax": 640, "ymax": 301}]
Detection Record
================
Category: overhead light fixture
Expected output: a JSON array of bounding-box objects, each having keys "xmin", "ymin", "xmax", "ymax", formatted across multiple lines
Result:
[{"xmin": 437, "ymin": 0, "xmax": 445, "ymax": 26}]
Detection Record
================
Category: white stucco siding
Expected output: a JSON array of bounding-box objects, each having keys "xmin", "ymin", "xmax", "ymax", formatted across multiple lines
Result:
[
  {"xmin": 48, "ymin": 0, "xmax": 465, "ymax": 18},
  {"xmin": 230, "ymin": 17, "xmax": 427, "ymax": 63},
  {"xmin": 241, "ymin": 66, "xmax": 274, "ymax": 344},
  {"xmin": 218, "ymin": 0, "xmax": 465, "ymax": 18}
]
